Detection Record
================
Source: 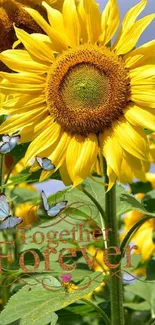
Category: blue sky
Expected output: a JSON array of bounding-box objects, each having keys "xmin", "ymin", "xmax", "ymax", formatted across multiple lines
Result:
[{"xmin": 35, "ymin": 0, "xmax": 155, "ymax": 195}]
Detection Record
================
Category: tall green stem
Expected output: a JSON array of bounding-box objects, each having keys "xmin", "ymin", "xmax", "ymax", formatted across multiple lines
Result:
[
  {"xmin": 0, "ymin": 153, "xmax": 10, "ymax": 306},
  {"xmin": 105, "ymin": 173, "xmax": 124, "ymax": 324},
  {"xmin": 0, "ymin": 153, "xmax": 5, "ymax": 191}
]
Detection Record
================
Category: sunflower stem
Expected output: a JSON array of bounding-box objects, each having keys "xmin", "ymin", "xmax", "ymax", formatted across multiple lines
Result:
[
  {"xmin": 0, "ymin": 154, "xmax": 10, "ymax": 307},
  {"xmin": 0, "ymin": 153, "xmax": 5, "ymax": 191},
  {"xmin": 105, "ymin": 174, "xmax": 124, "ymax": 324},
  {"xmin": 81, "ymin": 298, "xmax": 111, "ymax": 325}
]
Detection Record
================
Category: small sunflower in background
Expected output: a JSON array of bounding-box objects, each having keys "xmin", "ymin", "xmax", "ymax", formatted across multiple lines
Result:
[
  {"xmin": 15, "ymin": 202, "xmax": 38, "ymax": 226},
  {"xmin": 0, "ymin": 0, "xmax": 155, "ymax": 189},
  {"xmin": 123, "ymin": 174, "xmax": 155, "ymax": 262},
  {"xmin": 124, "ymin": 210, "xmax": 155, "ymax": 262}
]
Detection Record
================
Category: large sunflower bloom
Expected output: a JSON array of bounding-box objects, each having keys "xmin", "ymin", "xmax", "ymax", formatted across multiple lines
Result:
[{"xmin": 0, "ymin": 0, "xmax": 155, "ymax": 189}]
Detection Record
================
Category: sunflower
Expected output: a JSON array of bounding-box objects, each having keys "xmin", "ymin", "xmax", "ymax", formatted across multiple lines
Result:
[
  {"xmin": 123, "ymin": 209, "xmax": 155, "ymax": 262},
  {"xmin": 16, "ymin": 202, "xmax": 38, "ymax": 226},
  {"xmin": 123, "ymin": 177, "xmax": 155, "ymax": 262},
  {"xmin": 0, "ymin": 0, "xmax": 155, "ymax": 189}
]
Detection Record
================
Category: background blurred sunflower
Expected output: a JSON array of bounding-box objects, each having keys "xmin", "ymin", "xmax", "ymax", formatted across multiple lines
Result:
[
  {"xmin": 123, "ymin": 174, "xmax": 155, "ymax": 262},
  {"xmin": 0, "ymin": 0, "xmax": 155, "ymax": 189}
]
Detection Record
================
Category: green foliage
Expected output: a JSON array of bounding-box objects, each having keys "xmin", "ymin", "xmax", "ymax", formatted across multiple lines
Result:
[
  {"xmin": 0, "ymin": 273, "xmax": 104, "ymax": 325},
  {"xmin": 124, "ymin": 280, "xmax": 155, "ymax": 318},
  {"xmin": 146, "ymin": 259, "xmax": 155, "ymax": 281},
  {"xmin": 10, "ymin": 187, "xmax": 39, "ymax": 205},
  {"xmin": 130, "ymin": 181, "xmax": 153, "ymax": 194},
  {"xmin": 11, "ymin": 143, "xmax": 30, "ymax": 164},
  {"xmin": 1, "ymin": 161, "xmax": 155, "ymax": 325}
]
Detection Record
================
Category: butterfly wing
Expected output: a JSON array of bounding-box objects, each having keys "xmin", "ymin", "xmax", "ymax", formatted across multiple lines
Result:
[
  {"xmin": 41, "ymin": 191, "xmax": 49, "ymax": 211},
  {"xmin": 0, "ymin": 194, "xmax": 10, "ymax": 219},
  {"xmin": 9, "ymin": 135, "xmax": 20, "ymax": 151},
  {"xmin": 47, "ymin": 206, "xmax": 61, "ymax": 217},
  {"xmin": 42, "ymin": 158, "xmax": 55, "ymax": 171},
  {"xmin": 55, "ymin": 201, "xmax": 68, "ymax": 211},
  {"xmin": 0, "ymin": 142, "xmax": 11, "ymax": 154},
  {"xmin": 0, "ymin": 216, "xmax": 23, "ymax": 230},
  {"xmin": 36, "ymin": 156, "xmax": 55, "ymax": 170},
  {"xmin": 36, "ymin": 156, "xmax": 43, "ymax": 168},
  {"xmin": 47, "ymin": 201, "xmax": 67, "ymax": 217},
  {"xmin": 2, "ymin": 135, "xmax": 10, "ymax": 142}
]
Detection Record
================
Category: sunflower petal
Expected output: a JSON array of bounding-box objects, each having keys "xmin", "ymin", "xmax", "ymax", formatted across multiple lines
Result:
[
  {"xmin": 129, "ymin": 65, "xmax": 155, "ymax": 82},
  {"xmin": 100, "ymin": 0, "xmax": 120, "ymax": 45},
  {"xmin": 119, "ymin": 151, "xmax": 134, "ymax": 184},
  {"xmin": 24, "ymin": 121, "xmax": 61, "ymax": 164},
  {"xmin": 42, "ymin": 2, "xmax": 69, "ymax": 44},
  {"xmin": 114, "ymin": 13, "xmax": 155, "ymax": 55},
  {"xmin": 66, "ymin": 134, "xmax": 84, "ymax": 181},
  {"xmin": 72, "ymin": 133, "xmax": 98, "ymax": 186},
  {"xmin": 42, "ymin": 2, "xmax": 63, "ymax": 30},
  {"xmin": 0, "ymin": 50, "xmax": 49, "ymax": 73},
  {"xmin": 0, "ymin": 81, "xmax": 44, "ymax": 94},
  {"xmin": 0, "ymin": 72, "xmax": 45, "ymax": 84},
  {"xmin": 63, "ymin": 0, "xmax": 80, "ymax": 47},
  {"xmin": 121, "ymin": 0, "xmax": 147, "ymax": 30},
  {"xmin": 125, "ymin": 104, "xmax": 155, "ymax": 131},
  {"xmin": 106, "ymin": 166, "xmax": 116, "ymax": 192},
  {"xmin": 20, "ymin": 124, "xmax": 41, "ymax": 143},
  {"xmin": 48, "ymin": 132, "xmax": 71, "ymax": 170},
  {"xmin": 3, "ymin": 95, "xmax": 45, "ymax": 114},
  {"xmin": 113, "ymin": 118, "xmax": 149, "ymax": 160},
  {"xmin": 131, "ymin": 86, "xmax": 155, "ymax": 108},
  {"xmin": 99, "ymin": 129, "xmax": 123, "ymax": 178},
  {"xmin": 14, "ymin": 26, "xmax": 54, "ymax": 62},
  {"xmin": 79, "ymin": 0, "xmax": 101, "ymax": 44},
  {"xmin": 25, "ymin": 7, "xmax": 68, "ymax": 51},
  {"xmin": 77, "ymin": 0, "xmax": 88, "ymax": 42},
  {"xmin": 39, "ymin": 133, "xmax": 71, "ymax": 182},
  {"xmin": 59, "ymin": 160, "xmax": 72, "ymax": 186},
  {"xmin": 124, "ymin": 40, "xmax": 155, "ymax": 68},
  {"xmin": 113, "ymin": 0, "xmax": 147, "ymax": 49},
  {"xmin": 0, "ymin": 107, "xmax": 47, "ymax": 134}
]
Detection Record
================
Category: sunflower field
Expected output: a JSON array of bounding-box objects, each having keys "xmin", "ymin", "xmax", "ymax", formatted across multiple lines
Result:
[{"xmin": 0, "ymin": 0, "xmax": 155, "ymax": 324}]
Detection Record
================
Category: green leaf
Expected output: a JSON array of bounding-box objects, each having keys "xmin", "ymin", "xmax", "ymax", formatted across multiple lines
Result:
[
  {"xmin": 146, "ymin": 259, "xmax": 155, "ymax": 281},
  {"xmin": 0, "ymin": 173, "xmax": 30, "ymax": 189},
  {"xmin": 123, "ymin": 301, "xmax": 150, "ymax": 311},
  {"xmin": 0, "ymin": 273, "xmax": 104, "ymax": 325},
  {"xmin": 130, "ymin": 181, "xmax": 153, "ymax": 194},
  {"xmin": 119, "ymin": 193, "xmax": 155, "ymax": 217},
  {"xmin": 81, "ymin": 178, "xmax": 152, "ymax": 219},
  {"xmin": 125, "ymin": 279, "xmax": 155, "ymax": 316},
  {"xmin": 50, "ymin": 313, "xmax": 58, "ymax": 325},
  {"xmin": 66, "ymin": 304, "xmax": 95, "ymax": 315},
  {"xmin": 121, "ymin": 254, "xmax": 142, "ymax": 271},
  {"xmin": 118, "ymin": 193, "xmax": 147, "ymax": 215},
  {"xmin": 10, "ymin": 187, "xmax": 39, "ymax": 205},
  {"xmin": 80, "ymin": 177, "xmax": 155, "ymax": 220}
]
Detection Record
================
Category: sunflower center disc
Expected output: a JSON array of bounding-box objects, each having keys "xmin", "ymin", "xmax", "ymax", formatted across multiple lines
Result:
[
  {"xmin": 61, "ymin": 63, "xmax": 108, "ymax": 110},
  {"xmin": 46, "ymin": 45, "xmax": 131, "ymax": 135}
]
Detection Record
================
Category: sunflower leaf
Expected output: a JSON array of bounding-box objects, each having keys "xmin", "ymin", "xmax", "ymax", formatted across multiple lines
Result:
[
  {"xmin": 10, "ymin": 187, "xmax": 39, "ymax": 205},
  {"xmin": 0, "ymin": 273, "xmax": 104, "ymax": 325}
]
